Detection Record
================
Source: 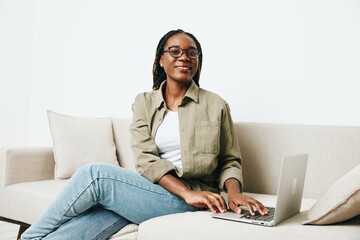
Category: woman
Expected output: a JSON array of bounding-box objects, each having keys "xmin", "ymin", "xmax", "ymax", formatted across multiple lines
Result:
[{"xmin": 22, "ymin": 29, "xmax": 268, "ymax": 240}]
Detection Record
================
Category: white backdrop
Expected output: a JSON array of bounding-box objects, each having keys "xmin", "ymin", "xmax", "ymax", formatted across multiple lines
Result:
[{"xmin": 1, "ymin": 0, "xmax": 360, "ymax": 147}]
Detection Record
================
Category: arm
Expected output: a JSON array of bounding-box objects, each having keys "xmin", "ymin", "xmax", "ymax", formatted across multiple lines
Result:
[
  {"xmin": 130, "ymin": 93, "xmax": 175, "ymax": 182},
  {"xmin": 218, "ymin": 103, "xmax": 268, "ymax": 215},
  {"xmin": 158, "ymin": 173, "xmax": 227, "ymax": 213},
  {"xmin": 217, "ymin": 103, "xmax": 244, "ymax": 191}
]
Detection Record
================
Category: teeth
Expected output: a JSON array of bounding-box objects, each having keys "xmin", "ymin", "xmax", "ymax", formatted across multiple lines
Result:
[{"xmin": 178, "ymin": 66, "xmax": 190, "ymax": 70}]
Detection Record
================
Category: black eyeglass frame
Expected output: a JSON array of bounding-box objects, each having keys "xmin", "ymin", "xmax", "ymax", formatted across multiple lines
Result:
[{"xmin": 163, "ymin": 46, "xmax": 200, "ymax": 59}]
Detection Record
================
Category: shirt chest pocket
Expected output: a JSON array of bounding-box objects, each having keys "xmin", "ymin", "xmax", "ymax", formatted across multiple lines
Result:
[{"xmin": 194, "ymin": 121, "xmax": 221, "ymax": 154}]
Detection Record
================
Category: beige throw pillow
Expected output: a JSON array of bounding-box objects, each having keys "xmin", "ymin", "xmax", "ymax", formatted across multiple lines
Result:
[
  {"xmin": 303, "ymin": 164, "xmax": 360, "ymax": 225},
  {"xmin": 48, "ymin": 110, "xmax": 119, "ymax": 179}
]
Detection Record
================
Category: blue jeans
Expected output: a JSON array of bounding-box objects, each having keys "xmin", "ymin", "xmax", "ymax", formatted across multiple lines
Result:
[{"xmin": 22, "ymin": 163, "xmax": 200, "ymax": 240}]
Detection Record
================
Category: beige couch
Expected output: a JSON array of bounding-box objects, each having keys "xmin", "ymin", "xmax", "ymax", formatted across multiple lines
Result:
[{"xmin": 1, "ymin": 119, "xmax": 359, "ymax": 239}]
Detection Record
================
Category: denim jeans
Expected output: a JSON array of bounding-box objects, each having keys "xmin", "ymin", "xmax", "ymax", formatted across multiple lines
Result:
[{"xmin": 22, "ymin": 163, "xmax": 200, "ymax": 240}]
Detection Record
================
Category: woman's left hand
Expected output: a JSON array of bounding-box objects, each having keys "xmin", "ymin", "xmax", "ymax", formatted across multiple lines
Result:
[
  {"xmin": 225, "ymin": 178, "xmax": 268, "ymax": 216},
  {"xmin": 227, "ymin": 192, "xmax": 269, "ymax": 216}
]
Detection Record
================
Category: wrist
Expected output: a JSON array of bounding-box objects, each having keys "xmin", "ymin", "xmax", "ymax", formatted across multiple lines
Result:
[
  {"xmin": 179, "ymin": 188, "xmax": 193, "ymax": 200},
  {"xmin": 225, "ymin": 178, "xmax": 242, "ymax": 194}
]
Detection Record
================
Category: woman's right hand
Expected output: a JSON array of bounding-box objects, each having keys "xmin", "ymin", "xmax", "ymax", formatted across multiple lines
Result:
[
  {"xmin": 158, "ymin": 174, "xmax": 227, "ymax": 213},
  {"xmin": 182, "ymin": 189, "xmax": 227, "ymax": 213}
]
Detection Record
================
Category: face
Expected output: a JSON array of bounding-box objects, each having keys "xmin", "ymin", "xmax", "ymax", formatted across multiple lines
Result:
[{"xmin": 160, "ymin": 33, "xmax": 199, "ymax": 84}]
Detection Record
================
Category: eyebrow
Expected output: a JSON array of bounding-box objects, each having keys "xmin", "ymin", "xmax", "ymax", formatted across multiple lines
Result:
[{"xmin": 166, "ymin": 45, "xmax": 198, "ymax": 49}]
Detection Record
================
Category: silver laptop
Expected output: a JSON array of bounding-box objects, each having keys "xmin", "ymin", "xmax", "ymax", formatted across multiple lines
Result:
[{"xmin": 212, "ymin": 153, "xmax": 308, "ymax": 227}]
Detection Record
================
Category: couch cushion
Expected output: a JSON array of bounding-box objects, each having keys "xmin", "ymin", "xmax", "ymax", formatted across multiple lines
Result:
[
  {"xmin": 137, "ymin": 193, "xmax": 360, "ymax": 240},
  {"xmin": 112, "ymin": 118, "xmax": 136, "ymax": 171},
  {"xmin": 235, "ymin": 123, "xmax": 360, "ymax": 199},
  {"xmin": 0, "ymin": 180, "xmax": 68, "ymax": 224},
  {"xmin": 303, "ymin": 164, "xmax": 360, "ymax": 225},
  {"xmin": 139, "ymin": 211, "xmax": 360, "ymax": 240},
  {"xmin": 108, "ymin": 224, "xmax": 138, "ymax": 240},
  {"xmin": 47, "ymin": 111, "xmax": 119, "ymax": 179},
  {"xmin": 0, "ymin": 179, "xmax": 139, "ymax": 240}
]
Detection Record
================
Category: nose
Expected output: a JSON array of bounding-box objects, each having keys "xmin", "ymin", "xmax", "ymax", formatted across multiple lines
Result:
[{"xmin": 178, "ymin": 50, "xmax": 190, "ymax": 61}]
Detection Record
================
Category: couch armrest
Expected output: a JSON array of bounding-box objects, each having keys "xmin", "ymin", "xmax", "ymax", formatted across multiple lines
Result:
[{"xmin": 0, "ymin": 147, "xmax": 55, "ymax": 187}]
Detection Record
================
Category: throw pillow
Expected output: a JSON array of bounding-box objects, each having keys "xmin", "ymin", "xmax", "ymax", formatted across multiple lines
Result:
[
  {"xmin": 47, "ymin": 110, "xmax": 119, "ymax": 179},
  {"xmin": 303, "ymin": 164, "xmax": 360, "ymax": 225}
]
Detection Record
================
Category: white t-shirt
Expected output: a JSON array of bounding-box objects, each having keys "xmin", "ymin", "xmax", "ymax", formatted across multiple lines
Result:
[{"xmin": 155, "ymin": 110, "xmax": 182, "ymax": 168}]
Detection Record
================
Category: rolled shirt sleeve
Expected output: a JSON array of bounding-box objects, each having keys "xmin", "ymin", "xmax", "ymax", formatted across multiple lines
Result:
[
  {"xmin": 217, "ymin": 102, "xmax": 244, "ymax": 192},
  {"xmin": 130, "ymin": 93, "xmax": 175, "ymax": 183}
]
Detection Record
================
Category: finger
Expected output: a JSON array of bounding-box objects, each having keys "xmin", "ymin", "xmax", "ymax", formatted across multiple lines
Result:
[
  {"xmin": 206, "ymin": 199, "xmax": 218, "ymax": 213},
  {"xmin": 254, "ymin": 201, "xmax": 269, "ymax": 215},
  {"xmin": 212, "ymin": 194, "xmax": 227, "ymax": 212},
  {"xmin": 209, "ymin": 197, "xmax": 225, "ymax": 213},
  {"xmin": 204, "ymin": 195, "xmax": 223, "ymax": 213},
  {"xmin": 229, "ymin": 202, "xmax": 241, "ymax": 214},
  {"xmin": 219, "ymin": 195, "xmax": 228, "ymax": 211},
  {"xmin": 247, "ymin": 198, "xmax": 267, "ymax": 215},
  {"xmin": 234, "ymin": 206, "xmax": 242, "ymax": 214},
  {"xmin": 246, "ymin": 203, "xmax": 255, "ymax": 216}
]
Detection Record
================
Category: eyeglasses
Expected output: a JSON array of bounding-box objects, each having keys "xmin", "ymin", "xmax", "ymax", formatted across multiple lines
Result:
[{"xmin": 163, "ymin": 46, "xmax": 200, "ymax": 59}]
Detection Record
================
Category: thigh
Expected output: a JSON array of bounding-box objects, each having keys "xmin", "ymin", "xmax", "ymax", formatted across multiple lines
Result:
[
  {"xmin": 44, "ymin": 206, "xmax": 129, "ymax": 240},
  {"xmin": 85, "ymin": 164, "xmax": 200, "ymax": 224}
]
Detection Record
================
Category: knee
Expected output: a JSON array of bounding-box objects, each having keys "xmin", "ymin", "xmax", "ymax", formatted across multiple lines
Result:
[
  {"xmin": 73, "ymin": 163, "xmax": 130, "ymax": 183},
  {"xmin": 75, "ymin": 162, "xmax": 110, "ymax": 177}
]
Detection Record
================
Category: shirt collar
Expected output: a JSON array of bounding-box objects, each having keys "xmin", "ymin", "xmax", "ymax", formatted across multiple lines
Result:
[{"xmin": 155, "ymin": 80, "xmax": 200, "ymax": 110}]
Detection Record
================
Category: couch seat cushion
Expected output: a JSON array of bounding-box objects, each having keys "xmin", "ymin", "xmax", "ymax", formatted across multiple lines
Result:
[
  {"xmin": 0, "ymin": 180, "xmax": 69, "ymax": 224},
  {"xmin": 137, "ymin": 193, "xmax": 360, "ymax": 240},
  {"xmin": 0, "ymin": 179, "xmax": 139, "ymax": 240}
]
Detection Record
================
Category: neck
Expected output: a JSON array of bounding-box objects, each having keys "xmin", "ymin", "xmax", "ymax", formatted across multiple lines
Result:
[{"xmin": 163, "ymin": 80, "xmax": 190, "ymax": 111}]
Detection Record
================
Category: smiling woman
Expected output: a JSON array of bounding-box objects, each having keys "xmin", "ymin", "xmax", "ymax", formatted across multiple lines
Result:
[
  {"xmin": 21, "ymin": 29, "xmax": 267, "ymax": 240},
  {"xmin": 158, "ymin": 32, "xmax": 200, "ymax": 111},
  {"xmin": 152, "ymin": 29, "xmax": 203, "ymax": 91}
]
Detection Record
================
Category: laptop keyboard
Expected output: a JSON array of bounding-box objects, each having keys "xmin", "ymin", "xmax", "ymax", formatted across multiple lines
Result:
[{"xmin": 241, "ymin": 207, "xmax": 275, "ymax": 222}]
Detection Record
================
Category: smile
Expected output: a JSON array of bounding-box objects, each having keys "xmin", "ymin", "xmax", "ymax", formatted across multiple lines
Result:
[{"xmin": 175, "ymin": 66, "xmax": 191, "ymax": 70}]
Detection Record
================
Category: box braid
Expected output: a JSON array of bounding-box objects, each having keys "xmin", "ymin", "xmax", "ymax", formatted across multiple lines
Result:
[{"xmin": 152, "ymin": 29, "xmax": 203, "ymax": 90}]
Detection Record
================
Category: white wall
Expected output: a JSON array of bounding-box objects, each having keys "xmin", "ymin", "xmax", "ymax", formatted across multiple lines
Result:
[{"xmin": 1, "ymin": 0, "xmax": 360, "ymax": 147}]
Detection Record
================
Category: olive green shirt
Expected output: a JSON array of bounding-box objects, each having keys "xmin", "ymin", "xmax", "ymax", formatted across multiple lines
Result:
[{"xmin": 130, "ymin": 80, "xmax": 243, "ymax": 193}]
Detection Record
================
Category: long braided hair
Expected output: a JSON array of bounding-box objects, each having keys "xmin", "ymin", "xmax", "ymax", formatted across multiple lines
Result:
[{"xmin": 152, "ymin": 29, "xmax": 203, "ymax": 90}]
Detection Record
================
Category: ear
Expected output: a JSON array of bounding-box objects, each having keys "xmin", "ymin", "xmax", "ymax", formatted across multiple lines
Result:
[{"xmin": 159, "ymin": 55, "xmax": 164, "ymax": 68}]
